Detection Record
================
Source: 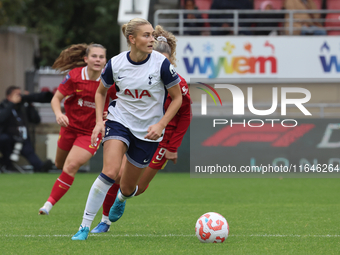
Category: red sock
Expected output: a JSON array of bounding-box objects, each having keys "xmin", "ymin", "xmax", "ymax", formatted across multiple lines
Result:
[
  {"xmin": 47, "ymin": 171, "xmax": 74, "ymax": 205},
  {"xmin": 103, "ymin": 183, "xmax": 120, "ymax": 216}
]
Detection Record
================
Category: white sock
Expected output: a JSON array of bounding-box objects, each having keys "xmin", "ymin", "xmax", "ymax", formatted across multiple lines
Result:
[
  {"xmin": 117, "ymin": 186, "xmax": 138, "ymax": 202},
  {"xmin": 81, "ymin": 176, "xmax": 113, "ymax": 229},
  {"xmin": 101, "ymin": 215, "xmax": 111, "ymax": 225},
  {"xmin": 43, "ymin": 201, "xmax": 53, "ymax": 213}
]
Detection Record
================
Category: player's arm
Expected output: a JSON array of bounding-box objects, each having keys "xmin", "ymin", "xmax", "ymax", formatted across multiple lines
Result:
[
  {"xmin": 145, "ymin": 84, "xmax": 182, "ymax": 140},
  {"xmin": 94, "ymin": 81, "xmax": 108, "ymax": 123},
  {"xmin": 91, "ymin": 81, "xmax": 108, "ymax": 145},
  {"xmin": 51, "ymin": 90, "xmax": 68, "ymax": 127},
  {"xmin": 92, "ymin": 60, "xmax": 114, "ymax": 144}
]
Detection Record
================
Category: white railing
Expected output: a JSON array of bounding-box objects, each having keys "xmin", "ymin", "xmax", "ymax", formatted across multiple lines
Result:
[{"xmin": 154, "ymin": 9, "xmax": 340, "ymax": 35}]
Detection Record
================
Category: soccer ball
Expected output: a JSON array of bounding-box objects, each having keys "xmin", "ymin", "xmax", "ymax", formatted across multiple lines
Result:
[{"xmin": 195, "ymin": 212, "xmax": 229, "ymax": 243}]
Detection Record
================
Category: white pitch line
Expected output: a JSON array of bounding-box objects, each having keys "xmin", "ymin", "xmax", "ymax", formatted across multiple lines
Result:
[
  {"xmin": 1, "ymin": 234, "xmax": 340, "ymax": 238},
  {"xmin": 234, "ymin": 234, "xmax": 340, "ymax": 238}
]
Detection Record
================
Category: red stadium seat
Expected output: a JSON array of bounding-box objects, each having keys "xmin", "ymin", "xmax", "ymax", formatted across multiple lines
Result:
[
  {"xmin": 181, "ymin": 0, "xmax": 212, "ymax": 9},
  {"xmin": 195, "ymin": 0, "xmax": 212, "ymax": 10},
  {"xmin": 181, "ymin": 0, "xmax": 212, "ymax": 19},
  {"xmin": 254, "ymin": 0, "xmax": 284, "ymax": 10},
  {"xmin": 327, "ymin": 0, "xmax": 340, "ymax": 10},
  {"xmin": 325, "ymin": 13, "xmax": 340, "ymax": 35},
  {"xmin": 195, "ymin": 0, "xmax": 212, "ymax": 19},
  {"xmin": 181, "ymin": 0, "xmax": 212, "ymax": 27}
]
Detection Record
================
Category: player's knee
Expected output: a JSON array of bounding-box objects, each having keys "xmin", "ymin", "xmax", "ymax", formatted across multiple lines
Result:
[
  {"xmin": 63, "ymin": 161, "xmax": 81, "ymax": 176},
  {"xmin": 120, "ymin": 184, "xmax": 137, "ymax": 196},
  {"xmin": 102, "ymin": 167, "xmax": 120, "ymax": 180}
]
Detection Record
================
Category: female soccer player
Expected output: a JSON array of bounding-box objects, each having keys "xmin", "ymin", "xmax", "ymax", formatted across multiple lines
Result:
[
  {"xmin": 38, "ymin": 43, "xmax": 116, "ymax": 215},
  {"xmin": 91, "ymin": 25, "xmax": 192, "ymax": 233},
  {"xmin": 71, "ymin": 18, "xmax": 182, "ymax": 240}
]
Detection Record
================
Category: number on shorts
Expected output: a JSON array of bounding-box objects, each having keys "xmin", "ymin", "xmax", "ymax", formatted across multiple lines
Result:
[{"xmin": 155, "ymin": 148, "xmax": 166, "ymax": 161}]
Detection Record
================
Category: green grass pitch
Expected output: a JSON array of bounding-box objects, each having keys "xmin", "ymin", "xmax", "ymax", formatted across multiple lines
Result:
[{"xmin": 0, "ymin": 173, "xmax": 340, "ymax": 254}]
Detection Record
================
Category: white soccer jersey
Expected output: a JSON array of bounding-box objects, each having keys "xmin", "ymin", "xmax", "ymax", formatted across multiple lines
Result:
[{"xmin": 101, "ymin": 51, "xmax": 181, "ymax": 142}]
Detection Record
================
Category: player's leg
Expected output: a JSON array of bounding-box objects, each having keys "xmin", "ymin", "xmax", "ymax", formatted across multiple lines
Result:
[
  {"xmin": 72, "ymin": 139, "xmax": 127, "ymax": 240},
  {"xmin": 39, "ymin": 128, "xmax": 73, "ymax": 215},
  {"xmin": 135, "ymin": 146, "xmax": 168, "ymax": 196},
  {"xmin": 54, "ymin": 146, "xmax": 69, "ymax": 170},
  {"xmin": 54, "ymin": 127, "xmax": 72, "ymax": 169},
  {"xmin": 109, "ymin": 161, "xmax": 144, "ymax": 222},
  {"xmin": 109, "ymin": 137, "xmax": 159, "ymax": 222},
  {"xmin": 95, "ymin": 158, "xmax": 159, "ymax": 227},
  {"xmin": 38, "ymin": 145, "xmax": 71, "ymax": 215},
  {"xmin": 91, "ymin": 183, "xmax": 120, "ymax": 233},
  {"xmin": 39, "ymin": 131, "xmax": 95, "ymax": 215},
  {"xmin": 91, "ymin": 156, "xmax": 126, "ymax": 233},
  {"xmin": 135, "ymin": 166, "xmax": 158, "ymax": 196},
  {"xmin": 39, "ymin": 145, "xmax": 93, "ymax": 215}
]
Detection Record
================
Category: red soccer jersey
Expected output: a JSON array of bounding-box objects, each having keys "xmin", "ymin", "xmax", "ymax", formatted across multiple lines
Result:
[
  {"xmin": 58, "ymin": 66, "xmax": 117, "ymax": 135},
  {"xmin": 161, "ymin": 74, "xmax": 192, "ymax": 152}
]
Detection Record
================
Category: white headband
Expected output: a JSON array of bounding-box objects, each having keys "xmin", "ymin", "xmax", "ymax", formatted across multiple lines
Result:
[{"xmin": 157, "ymin": 36, "xmax": 167, "ymax": 43}]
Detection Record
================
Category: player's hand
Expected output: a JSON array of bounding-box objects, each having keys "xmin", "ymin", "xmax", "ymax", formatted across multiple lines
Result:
[
  {"xmin": 91, "ymin": 121, "xmax": 105, "ymax": 146},
  {"xmin": 56, "ymin": 113, "xmax": 69, "ymax": 127},
  {"xmin": 165, "ymin": 150, "xmax": 178, "ymax": 164},
  {"xmin": 145, "ymin": 123, "xmax": 164, "ymax": 140}
]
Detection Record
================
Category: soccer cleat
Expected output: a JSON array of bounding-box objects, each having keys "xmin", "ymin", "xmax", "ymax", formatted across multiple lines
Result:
[
  {"xmin": 38, "ymin": 202, "xmax": 52, "ymax": 215},
  {"xmin": 109, "ymin": 196, "xmax": 126, "ymax": 222},
  {"xmin": 90, "ymin": 221, "xmax": 111, "ymax": 233},
  {"xmin": 71, "ymin": 226, "xmax": 89, "ymax": 240},
  {"xmin": 38, "ymin": 207, "xmax": 49, "ymax": 215}
]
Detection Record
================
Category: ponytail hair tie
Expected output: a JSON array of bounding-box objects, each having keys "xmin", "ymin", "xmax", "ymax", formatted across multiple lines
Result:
[{"xmin": 157, "ymin": 36, "xmax": 167, "ymax": 43}]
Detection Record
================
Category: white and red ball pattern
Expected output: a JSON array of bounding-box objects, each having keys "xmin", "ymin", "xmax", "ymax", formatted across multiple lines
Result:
[{"xmin": 195, "ymin": 212, "xmax": 229, "ymax": 243}]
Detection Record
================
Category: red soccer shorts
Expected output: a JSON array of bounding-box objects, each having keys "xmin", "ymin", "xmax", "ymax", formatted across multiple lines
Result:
[
  {"xmin": 148, "ymin": 147, "xmax": 168, "ymax": 170},
  {"xmin": 57, "ymin": 126, "xmax": 101, "ymax": 155},
  {"xmin": 148, "ymin": 128, "xmax": 176, "ymax": 170}
]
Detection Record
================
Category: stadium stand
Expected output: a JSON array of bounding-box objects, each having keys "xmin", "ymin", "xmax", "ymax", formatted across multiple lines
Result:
[
  {"xmin": 181, "ymin": 0, "xmax": 212, "ymax": 10},
  {"xmin": 313, "ymin": 0, "xmax": 323, "ymax": 9},
  {"xmin": 254, "ymin": 0, "xmax": 323, "ymax": 10},
  {"xmin": 194, "ymin": 0, "xmax": 212, "ymax": 11},
  {"xmin": 194, "ymin": 0, "xmax": 212, "ymax": 23},
  {"xmin": 325, "ymin": 13, "xmax": 340, "ymax": 35},
  {"xmin": 254, "ymin": 0, "xmax": 284, "ymax": 10},
  {"xmin": 180, "ymin": 0, "xmax": 211, "ymax": 29},
  {"xmin": 327, "ymin": 0, "xmax": 340, "ymax": 10}
]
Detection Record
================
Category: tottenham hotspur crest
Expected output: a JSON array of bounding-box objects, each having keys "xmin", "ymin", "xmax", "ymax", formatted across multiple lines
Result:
[{"xmin": 169, "ymin": 64, "xmax": 177, "ymax": 77}]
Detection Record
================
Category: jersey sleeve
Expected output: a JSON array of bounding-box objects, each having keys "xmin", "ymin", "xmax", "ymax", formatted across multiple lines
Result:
[
  {"xmin": 160, "ymin": 58, "xmax": 181, "ymax": 89},
  {"xmin": 57, "ymin": 72, "xmax": 74, "ymax": 96},
  {"xmin": 101, "ymin": 59, "xmax": 115, "ymax": 88}
]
